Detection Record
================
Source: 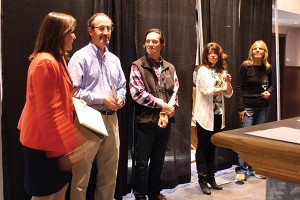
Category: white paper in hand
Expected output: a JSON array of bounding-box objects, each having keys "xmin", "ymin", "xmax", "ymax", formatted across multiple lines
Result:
[
  {"xmin": 73, "ymin": 98, "xmax": 108, "ymax": 137},
  {"xmin": 110, "ymin": 72, "xmax": 118, "ymax": 100}
]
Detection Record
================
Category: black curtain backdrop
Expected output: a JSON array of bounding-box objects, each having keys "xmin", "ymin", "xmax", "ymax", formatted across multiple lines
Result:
[
  {"xmin": 201, "ymin": 0, "xmax": 273, "ymax": 170},
  {"xmin": 240, "ymin": 0, "xmax": 273, "ymax": 63},
  {"xmin": 1, "ymin": 0, "xmax": 273, "ymax": 199},
  {"xmin": 2, "ymin": 0, "xmax": 195, "ymax": 199},
  {"xmin": 133, "ymin": 0, "xmax": 196, "ymax": 189},
  {"xmin": 201, "ymin": 0, "xmax": 241, "ymax": 170},
  {"xmin": 239, "ymin": 0, "xmax": 275, "ymax": 123}
]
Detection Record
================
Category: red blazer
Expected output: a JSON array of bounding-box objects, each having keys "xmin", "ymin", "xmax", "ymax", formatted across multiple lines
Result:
[{"xmin": 18, "ymin": 52, "xmax": 75, "ymax": 157}]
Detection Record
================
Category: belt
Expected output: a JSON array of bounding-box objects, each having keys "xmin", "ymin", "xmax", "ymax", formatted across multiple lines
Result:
[{"xmin": 99, "ymin": 110, "xmax": 115, "ymax": 115}]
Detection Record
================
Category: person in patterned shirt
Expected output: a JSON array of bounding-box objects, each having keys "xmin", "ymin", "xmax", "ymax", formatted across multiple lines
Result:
[
  {"xmin": 129, "ymin": 28, "xmax": 179, "ymax": 200},
  {"xmin": 193, "ymin": 42, "xmax": 233, "ymax": 195}
]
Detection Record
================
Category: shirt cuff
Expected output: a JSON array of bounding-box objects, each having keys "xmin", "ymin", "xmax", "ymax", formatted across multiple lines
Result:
[
  {"xmin": 156, "ymin": 98, "xmax": 165, "ymax": 108},
  {"xmin": 92, "ymin": 94, "xmax": 104, "ymax": 105}
]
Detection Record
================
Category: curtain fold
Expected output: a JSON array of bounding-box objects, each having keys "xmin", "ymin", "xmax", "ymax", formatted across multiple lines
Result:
[
  {"xmin": 240, "ymin": 0, "xmax": 273, "ymax": 62},
  {"xmin": 2, "ymin": 0, "xmax": 273, "ymax": 199},
  {"xmin": 201, "ymin": 0, "xmax": 241, "ymax": 170},
  {"xmin": 133, "ymin": 0, "xmax": 196, "ymax": 189},
  {"xmin": 200, "ymin": 0, "xmax": 273, "ymax": 170},
  {"xmin": 2, "ymin": 0, "xmax": 194, "ymax": 199}
]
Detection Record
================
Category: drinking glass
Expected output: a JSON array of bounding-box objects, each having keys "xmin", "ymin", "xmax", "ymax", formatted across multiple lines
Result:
[{"xmin": 262, "ymin": 79, "xmax": 268, "ymax": 91}]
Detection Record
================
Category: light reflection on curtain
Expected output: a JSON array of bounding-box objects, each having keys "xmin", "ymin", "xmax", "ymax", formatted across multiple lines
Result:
[{"xmin": 196, "ymin": 0, "xmax": 204, "ymax": 66}]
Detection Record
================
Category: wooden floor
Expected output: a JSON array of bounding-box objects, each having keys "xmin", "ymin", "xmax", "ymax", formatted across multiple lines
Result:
[{"xmin": 123, "ymin": 163, "xmax": 266, "ymax": 200}]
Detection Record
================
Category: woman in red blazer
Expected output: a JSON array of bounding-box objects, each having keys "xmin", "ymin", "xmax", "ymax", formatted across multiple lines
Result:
[{"xmin": 17, "ymin": 12, "xmax": 76, "ymax": 199}]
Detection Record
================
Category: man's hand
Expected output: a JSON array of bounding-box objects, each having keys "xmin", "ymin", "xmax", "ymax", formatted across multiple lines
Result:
[
  {"xmin": 163, "ymin": 103, "xmax": 175, "ymax": 117},
  {"xmin": 103, "ymin": 96, "xmax": 122, "ymax": 111},
  {"xmin": 116, "ymin": 97, "xmax": 123, "ymax": 108},
  {"xmin": 158, "ymin": 114, "xmax": 169, "ymax": 128}
]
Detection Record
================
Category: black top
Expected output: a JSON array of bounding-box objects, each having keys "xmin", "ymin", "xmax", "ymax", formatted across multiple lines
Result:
[{"xmin": 236, "ymin": 62, "xmax": 274, "ymax": 111}]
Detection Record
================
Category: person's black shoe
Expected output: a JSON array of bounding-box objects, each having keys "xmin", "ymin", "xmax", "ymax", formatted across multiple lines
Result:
[
  {"xmin": 208, "ymin": 177, "xmax": 223, "ymax": 190},
  {"xmin": 207, "ymin": 162, "xmax": 223, "ymax": 190},
  {"xmin": 199, "ymin": 182, "xmax": 211, "ymax": 195},
  {"xmin": 135, "ymin": 194, "xmax": 146, "ymax": 200},
  {"xmin": 208, "ymin": 180, "xmax": 223, "ymax": 190},
  {"xmin": 197, "ymin": 164, "xmax": 211, "ymax": 195},
  {"xmin": 149, "ymin": 193, "xmax": 167, "ymax": 200}
]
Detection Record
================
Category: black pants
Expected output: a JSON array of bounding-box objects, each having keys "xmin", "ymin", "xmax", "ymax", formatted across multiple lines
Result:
[
  {"xmin": 133, "ymin": 122, "xmax": 171, "ymax": 197},
  {"xmin": 196, "ymin": 115, "xmax": 222, "ymax": 166}
]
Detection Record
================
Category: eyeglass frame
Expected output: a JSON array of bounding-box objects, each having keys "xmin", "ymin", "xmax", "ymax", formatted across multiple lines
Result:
[{"xmin": 92, "ymin": 25, "xmax": 114, "ymax": 32}]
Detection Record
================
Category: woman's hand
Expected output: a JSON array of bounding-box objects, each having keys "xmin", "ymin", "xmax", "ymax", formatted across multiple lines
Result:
[
  {"xmin": 261, "ymin": 91, "xmax": 271, "ymax": 99},
  {"xmin": 79, "ymin": 99, "xmax": 87, "ymax": 107},
  {"xmin": 223, "ymin": 73, "xmax": 232, "ymax": 83},
  {"xmin": 239, "ymin": 110, "xmax": 250, "ymax": 123},
  {"xmin": 222, "ymin": 73, "xmax": 233, "ymax": 95}
]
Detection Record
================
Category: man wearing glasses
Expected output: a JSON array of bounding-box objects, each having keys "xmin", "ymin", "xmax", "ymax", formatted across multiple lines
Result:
[{"xmin": 68, "ymin": 13, "xmax": 126, "ymax": 200}]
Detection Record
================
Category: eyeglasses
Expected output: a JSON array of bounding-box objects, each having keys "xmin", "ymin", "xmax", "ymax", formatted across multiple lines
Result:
[{"xmin": 93, "ymin": 25, "xmax": 113, "ymax": 32}]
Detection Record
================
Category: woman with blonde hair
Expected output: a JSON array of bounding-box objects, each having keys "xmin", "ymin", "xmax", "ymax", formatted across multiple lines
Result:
[
  {"xmin": 193, "ymin": 42, "xmax": 233, "ymax": 195},
  {"xmin": 18, "ymin": 12, "xmax": 77, "ymax": 200},
  {"xmin": 235, "ymin": 40, "xmax": 274, "ymax": 183}
]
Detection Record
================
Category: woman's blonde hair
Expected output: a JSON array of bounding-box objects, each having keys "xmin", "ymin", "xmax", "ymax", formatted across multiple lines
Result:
[
  {"xmin": 244, "ymin": 40, "xmax": 270, "ymax": 69},
  {"xmin": 29, "ymin": 12, "xmax": 76, "ymax": 62}
]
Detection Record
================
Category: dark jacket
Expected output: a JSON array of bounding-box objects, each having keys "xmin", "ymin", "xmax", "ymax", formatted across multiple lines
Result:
[{"xmin": 133, "ymin": 55, "xmax": 176, "ymax": 123}]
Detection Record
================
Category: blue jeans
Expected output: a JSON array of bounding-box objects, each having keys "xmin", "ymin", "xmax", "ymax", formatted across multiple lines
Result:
[{"xmin": 235, "ymin": 107, "xmax": 270, "ymax": 175}]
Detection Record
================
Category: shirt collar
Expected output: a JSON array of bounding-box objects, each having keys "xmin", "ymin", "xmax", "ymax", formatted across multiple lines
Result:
[
  {"xmin": 147, "ymin": 54, "xmax": 163, "ymax": 68},
  {"xmin": 89, "ymin": 42, "xmax": 109, "ymax": 58}
]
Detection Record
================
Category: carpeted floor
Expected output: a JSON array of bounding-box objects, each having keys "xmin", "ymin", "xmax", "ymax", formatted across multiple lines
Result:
[{"xmin": 123, "ymin": 163, "xmax": 266, "ymax": 200}]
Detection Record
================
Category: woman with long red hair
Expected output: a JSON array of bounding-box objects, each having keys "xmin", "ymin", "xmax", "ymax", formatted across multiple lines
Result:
[{"xmin": 193, "ymin": 42, "xmax": 233, "ymax": 195}]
